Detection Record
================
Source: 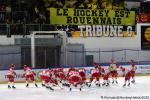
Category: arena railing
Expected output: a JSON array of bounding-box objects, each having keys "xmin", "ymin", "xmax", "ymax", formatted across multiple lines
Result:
[
  {"xmin": 0, "ymin": 45, "xmax": 150, "ymax": 70},
  {"xmin": 0, "ymin": 24, "xmax": 56, "ymax": 36},
  {"xmin": 62, "ymin": 48, "xmax": 150, "ymax": 66}
]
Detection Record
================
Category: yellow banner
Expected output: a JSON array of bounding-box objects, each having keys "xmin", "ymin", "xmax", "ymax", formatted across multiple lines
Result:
[{"xmin": 49, "ymin": 8, "xmax": 135, "ymax": 25}]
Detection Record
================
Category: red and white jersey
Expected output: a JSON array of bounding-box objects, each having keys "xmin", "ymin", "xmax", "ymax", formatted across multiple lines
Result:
[
  {"xmin": 78, "ymin": 68, "xmax": 85, "ymax": 73},
  {"xmin": 53, "ymin": 68, "xmax": 65, "ymax": 79},
  {"xmin": 51, "ymin": 68, "xmax": 59, "ymax": 78},
  {"xmin": 120, "ymin": 67, "xmax": 131, "ymax": 76},
  {"xmin": 40, "ymin": 70, "xmax": 50, "ymax": 77},
  {"xmin": 68, "ymin": 70, "xmax": 80, "ymax": 77},
  {"xmin": 78, "ymin": 68, "xmax": 86, "ymax": 78},
  {"xmin": 90, "ymin": 68, "xmax": 99, "ymax": 74},
  {"xmin": 55, "ymin": 68, "xmax": 63, "ymax": 72},
  {"xmin": 68, "ymin": 67, "xmax": 75, "ymax": 72},
  {"xmin": 7, "ymin": 68, "xmax": 16, "ymax": 77},
  {"xmin": 100, "ymin": 68, "xmax": 106, "ymax": 75},
  {"xmin": 120, "ymin": 67, "xmax": 125, "ymax": 72},
  {"xmin": 54, "ymin": 68, "xmax": 64, "ymax": 74},
  {"xmin": 49, "ymin": 69, "xmax": 57, "ymax": 79},
  {"xmin": 98, "ymin": 67, "xmax": 105, "ymax": 73},
  {"xmin": 124, "ymin": 69, "xmax": 130, "ymax": 75},
  {"xmin": 130, "ymin": 64, "xmax": 137, "ymax": 71},
  {"xmin": 24, "ymin": 67, "xmax": 35, "ymax": 76},
  {"xmin": 103, "ymin": 68, "xmax": 111, "ymax": 75},
  {"xmin": 39, "ymin": 70, "xmax": 46, "ymax": 75},
  {"xmin": 102, "ymin": 68, "xmax": 111, "ymax": 80},
  {"xmin": 58, "ymin": 68, "xmax": 65, "ymax": 75},
  {"xmin": 45, "ymin": 70, "xmax": 51, "ymax": 77}
]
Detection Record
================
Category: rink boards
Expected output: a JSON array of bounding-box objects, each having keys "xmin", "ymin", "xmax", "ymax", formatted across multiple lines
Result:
[{"xmin": 0, "ymin": 65, "xmax": 150, "ymax": 83}]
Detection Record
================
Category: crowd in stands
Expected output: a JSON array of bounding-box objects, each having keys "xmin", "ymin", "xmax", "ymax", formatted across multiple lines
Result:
[
  {"xmin": 0, "ymin": 0, "xmax": 149, "ymax": 36},
  {"xmin": 0, "ymin": 0, "xmax": 128, "ymax": 24}
]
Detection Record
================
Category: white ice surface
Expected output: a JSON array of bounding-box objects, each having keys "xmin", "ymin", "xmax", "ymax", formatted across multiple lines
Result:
[{"xmin": 0, "ymin": 76, "xmax": 150, "ymax": 100}]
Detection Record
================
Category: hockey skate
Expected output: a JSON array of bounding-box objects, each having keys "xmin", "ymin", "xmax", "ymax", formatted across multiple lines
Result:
[
  {"xmin": 116, "ymin": 81, "xmax": 118, "ymax": 84},
  {"xmin": 123, "ymin": 83, "xmax": 126, "ymax": 87},
  {"xmin": 88, "ymin": 84, "xmax": 91, "ymax": 87},
  {"xmin": 8, "ymin": 85, "xmax": 11, "ymax": 89},
  {"xmin": 49, "ymin": 87, "xmax": 54, "ymax": 91},
  {"xmin": 131, "ymin": 80, "xmax": 135, "ymax": 83},
  {"xmin": 80, "ymin": 88, "xmax": 82, "ymax": 91},
  {"xmin": 65, "ymin": 83, "xmax": 70, "ymax": 87},
  {"xmin": 112, "ymin": 80, "xmax": 114, "ymax": 84},
  {"xmin": 95, "ymin": 83, "xmax": 101, "ymax": 87},
  {"xmin": 106, "ymin": 83, "xmax": 109, "ymax": 87},
  {"xmin": 96, "ymin": 83, "xmax": 98, "ymax": 86},
  {"xmin": 127, "ymin": 83, "xmax": 130, "ymax": 86},
  {"xmin": 42, "ymin": 84, "xmax": 45, "ymax": 87},
  {"xmin": 98, "ymin": 83, "xmax": 101, "ymax": 87},
  {"xmin": 26, "ymin": 84, "xmax": 29, "ymax": 87},
  {"xmin": 12, "ymin": 85, "xmax": 16, "ymax": 89},
  {"xmin": 62, "ymin": 83, "xmax": 66, "ymax": 86},
  {"xmin": 69, "ymin": 88, "xmax": 72, "ymax": 91},
  {"xmin": 102, "ymin": 83, "xmax": 106, "ymax": 86},
  {"xmin": 46, "ymin": 86, "xmax": 54, "ymax": 91},
  {"xmin": 85, "ymin": 82, "xmax": 89, "ymax": 86},
  {"xmin": 35, "ymin": 83, "xmax": 38, "ymax": 87},
  {"xmin": 62, "ymin": 83, "xmax": 69, "ymax": 87}
]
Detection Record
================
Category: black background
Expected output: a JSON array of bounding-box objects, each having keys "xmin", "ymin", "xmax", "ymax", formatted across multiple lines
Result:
[{"xmin": 141, "ymin": 26, "xmax": 150, "ymax": 50}]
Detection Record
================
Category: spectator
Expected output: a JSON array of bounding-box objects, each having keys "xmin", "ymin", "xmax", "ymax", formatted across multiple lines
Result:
[
  {"xmin": 66, "ymin": 0, "xmax": 76, "ymax": 8},
  {"xmin": 39, "ymin": 12, "xmax": 46, "ymax": 24},
  {"xmin": 0, "ymin": 4, "xmax": 6, "ymax": 11},
  {"xmin": 0, "ymin": 11, "xmax": 5, "ymax": 23},
  {"xmin": 5, "ymin": 4, "xmax": 12, "ymax": 23},
  {"xmin": 75, "ymin": 0, "xmax": 86, "ymax": 9},
  {"xmin": 87, "ymin": 0, "xmax": 98, "ymax": 10},
  {"xmin": 55, "ymin": 0, "xmax": 64, "ymax": 8}
]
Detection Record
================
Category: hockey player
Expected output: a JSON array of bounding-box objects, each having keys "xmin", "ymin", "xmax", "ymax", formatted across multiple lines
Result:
[
  {"xmin": 109, "ymin": 59, "xmax": 119, "ymax": 84},
  {"xmin": 42, "ymin": 69, "xmax": 55, "ymax": 91},
  {"xmin": 102, "ymin": 68, "xmax": 111, "ymax": 87},
  {"xmin": 129, "ymin": 60, "xmax": 137, "ymax": 83},
  {"xmin": 67, "ymin": 68, "xmax": 82, "ymax": 91},
  {"xmin": 23, "ymin": 65, "xmax": 38, "ymax": 88},
  {"xmin": 120, "ymin": 66, "xmax": 132, "ymax": 87},
  {"xmin": 55, "ymin": 67, "xmax": 66, "ymax": 86},
  {"xmin": 39, "ymin": 69, "xmax": 49, "ymax": 87},
  {"xmin": 63, "ymin": 66, "xmax": 76, "ymax": 87},
  {"xmin": 77, "ymin": 68, "xmax": 86, "ymax": 84},
  {"xmin": 68, "ymin": 66, "xmax": 76, "ymax": 73},
  {"xmin": 88, "ymin": 64, "xmax": 101, "ymax": 87},
  {"xmin": 7, "ymin": 64, "xmax": 16, "ymax": 89}
]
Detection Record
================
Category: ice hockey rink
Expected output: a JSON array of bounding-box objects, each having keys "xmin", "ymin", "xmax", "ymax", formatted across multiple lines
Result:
[{"xmin": 0, "ymin": 76, "xmax": 150, "ymax": 100}]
